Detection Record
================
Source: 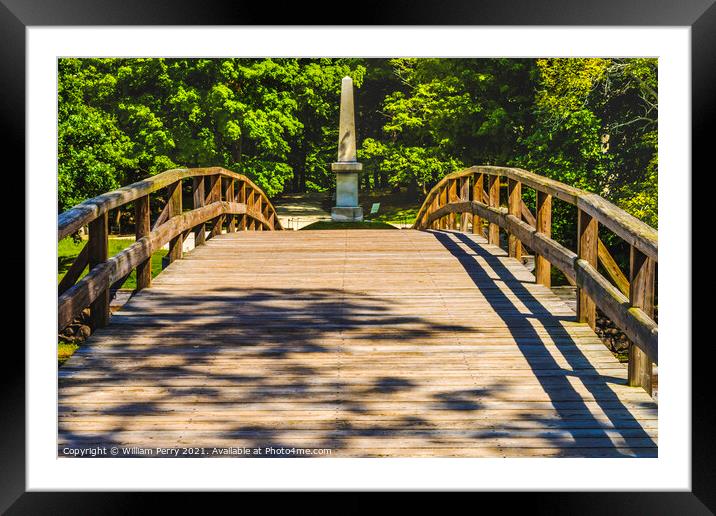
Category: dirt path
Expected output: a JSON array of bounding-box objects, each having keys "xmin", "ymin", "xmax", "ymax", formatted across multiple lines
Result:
[{"xmin": 272, "ymin": 192, "xmax": 331, "ymax": 230}]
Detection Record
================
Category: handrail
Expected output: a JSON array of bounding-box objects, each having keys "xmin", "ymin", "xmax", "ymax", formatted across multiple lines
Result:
[
  {"xmin": 58, "ymin": 167, "xmax": 283, "ymax": 333},
  {"xmin": 414, "ymin": 166, "xmax": 656, "ymax": 261},
  {"xmin": 58, "ymin": 166, "xmax": 282, "ymax": 240},
  {"xmin": 413, "ymin": 165, "xmax": 658, "ymax": 394}
]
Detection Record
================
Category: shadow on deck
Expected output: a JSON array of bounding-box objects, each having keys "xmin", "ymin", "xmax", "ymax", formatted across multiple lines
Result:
[{"xmin": 58, "ymin": 230, "xmax": 657, "ymax": 457}]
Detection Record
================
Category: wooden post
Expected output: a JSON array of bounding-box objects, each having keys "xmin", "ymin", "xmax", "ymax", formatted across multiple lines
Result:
[
  {"xmin": 263, "ymin": 200, "xmax": 270, "ymax": 230},
  {"xmin": 460, "ymin": 176, "xmax": 470, "ymax": 232},
  {"xmin": 433, "ymin": 193, "xmax": 439, "ymax": 229},
  {"xmin": 247, "ymin": 189, "xmax": 256, "ymax": 230},
  {"xmin": 534, "ymin": 191, "xmax": 552, "ymax": 287},
  {"xmin": 448, "ymin": 179, "xmax": 457, "ymax": 230},
  {"xmin": 487, "ymin": 174, "xmax": 500, "ymax": 246},
  {"xmin": 167, "ymin": 180, "xmax": 183, "ymax": 264},
  {"xmin": 88, "ymin": 212, "xmax": 109, "ymax": 329},
  {"xmin": 238, "ymin": 181, "xmax": 247, "ymax": 231},
  {"xmin": 628, "ymin": 246, "xmax": 655, "ymax": 394},
  {"xmin": 207, "ymin": 174, "xmax": 222, "ymax": 239},
  {"xmin": 472, "ymin": 173, "xmax": 483, "ymax": 236},
  {"xmin": 134, "ymin": 195, "xmax": 151, "ymax": 290},
  {"xmin": 193, "ymin": 176, "xmax": 206, "ymax": 246},
  {"xmin": 226, "ymin": 179, "xmax": 236, "ymax": 232},
  {"xmin": 507, "ymin": 179, "xmax": 522, "ymax": 260},
  {"xmin": 577, "ymin": 209, "xmax": 598, "ymax": 329},
  {"xmin": 436, "ymin": 186, "xmax": 444, "ymax": 230},
  {"xmin": 256, "ymin": 196, "xmax": 263, "ymax": 231}
]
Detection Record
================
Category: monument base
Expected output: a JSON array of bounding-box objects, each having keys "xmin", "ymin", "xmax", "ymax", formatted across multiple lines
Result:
[{"xmin": 331, "ymin": 206, "xmax": 363, "ymax": 222}]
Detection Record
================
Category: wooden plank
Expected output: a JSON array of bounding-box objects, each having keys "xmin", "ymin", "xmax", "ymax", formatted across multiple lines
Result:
[
  {"xmin": 628, "ymin": 246, "xmax": 655, "ymax": 395},
  {"xmin": 521, "ymin": 199, "xmax": 536, "ymax": 227},
  {"xmin": 598, "ymin": 239, "xmax": 630, "ymax": 296},
  {"xmin": 87, "ymin": 212, "xmax": 109, "ymax": 329},
  {"xmin": 134, "ymin": 195, "xmax": 151, "ymax": 290},
  {"xmin": 535, "ymin": 191, "xmax": 552, "ymax": 287},
  {"xmin": 150, "ymin": 198, "xmax": 172, "ymax": 231},
  {"xmin": 58, "ymin": 243, "xmax": 89, "ymax": 296},
  {"xmin": 577, "ymin": 209, "xmax": 598, "ymax": 330}
]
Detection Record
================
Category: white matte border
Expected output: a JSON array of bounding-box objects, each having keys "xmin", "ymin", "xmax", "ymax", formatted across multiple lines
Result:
[{"xmin": 27, "ymin": 26, "xmax": 690, "ymax": 491}]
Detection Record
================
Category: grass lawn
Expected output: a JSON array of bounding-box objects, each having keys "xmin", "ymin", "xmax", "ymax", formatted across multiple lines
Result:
[
  {"xmin": 301, "ymin": 220, "xmax": 397, "ymax": 230},
  {"xmin": 58, "ymin": 342, "xmax": 79, "ymax": 366},
  {"xmin": 59, "ymin": 236, "xmax": 168, "ymax": 290},
  {"xmin": 359, "ymin": 188, "xmax": 422, "ymax": 227}
]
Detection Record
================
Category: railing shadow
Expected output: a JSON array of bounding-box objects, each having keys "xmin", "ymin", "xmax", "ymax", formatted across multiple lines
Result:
[
  {"xmin": 58, "ymin": 230, "xmax": 656, "ymax": 457},
  {"xmin": 430, "ymin": 230, "xmax": 656, "ymax": 456}
]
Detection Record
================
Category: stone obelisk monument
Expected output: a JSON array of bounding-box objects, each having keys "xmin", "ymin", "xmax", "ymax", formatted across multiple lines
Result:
[{"xmin": 331, "ymin": 76, "xmax": 363, "ymax": 221}]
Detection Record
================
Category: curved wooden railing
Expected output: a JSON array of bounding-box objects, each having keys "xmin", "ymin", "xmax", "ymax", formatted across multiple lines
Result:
[
  {"xmin": 58, "ymin": 167, "xmax": 282, "ymax": 332},
  {"xmin": 414, "ymin": 165, "xmax": 658, "ymax": 393}
]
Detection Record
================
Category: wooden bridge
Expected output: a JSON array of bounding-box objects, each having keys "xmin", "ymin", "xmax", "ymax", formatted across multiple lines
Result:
[{"xmin": 58, "ymin": 166, "xmax": 658, "ymax": 458}]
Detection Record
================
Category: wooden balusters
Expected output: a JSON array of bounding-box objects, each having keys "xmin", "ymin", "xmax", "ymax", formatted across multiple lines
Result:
[
  {"xmin": 534, "ymin": 191, "xmax": 552, "ymax": 287},
  {"xmin": 88, "ymin": 212, "xmax": 109, "ymax": 329},
  {"xmin": 507, "ymin": 179, "xmax": 522, "ymax": 260},
  {"xmin": 193, "ymin": 176, "xmax": 206, "ymax": 246},
  {"xmin": 487, "ymin": 175, "xmax": 500, "ymax": 246},
  {"xmin": 460, "ymin": 176, "xmax": 470, "ymax": 232},
  {"xmin": 577, "ymin": 209, "xmax": 598, "ymax": 329},
  {"xmin": 167, "ymin": 180, "xmax": 183, "ymax": 264},
  {"xmin": 134, "ymin": 195, "xmax": 151, "ymax": 290},
  {"xmin": 472, "ymin": 172, "xmax": 484, "ymax": 236},
  {"xmin": 628, "ymin": 246, "xmax": 655, "ymax": 394}
]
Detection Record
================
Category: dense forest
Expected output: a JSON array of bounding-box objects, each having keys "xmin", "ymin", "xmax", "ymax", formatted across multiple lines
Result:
[{"xmin": 58, "ymin": 57, "xmax": 657, "ymax": 234}]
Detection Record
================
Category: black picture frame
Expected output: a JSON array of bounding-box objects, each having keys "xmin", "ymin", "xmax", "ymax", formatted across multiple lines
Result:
[{"xmin": 3, "ymin": 0, "xmax": 712, "ymax": 512}]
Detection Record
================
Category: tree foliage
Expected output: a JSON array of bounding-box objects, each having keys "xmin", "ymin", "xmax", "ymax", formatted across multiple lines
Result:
[{"xmin": 58, "ymin": 57, "xmax": 657, "ymax": 233}]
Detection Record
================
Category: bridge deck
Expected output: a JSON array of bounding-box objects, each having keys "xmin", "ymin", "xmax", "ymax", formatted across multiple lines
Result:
[{"xmin": 59, "ymin": 229, "xmax": 657, "ymax": 457}]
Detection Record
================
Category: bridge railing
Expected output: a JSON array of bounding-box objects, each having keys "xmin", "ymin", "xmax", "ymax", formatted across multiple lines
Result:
[
  {"xmin": 413, "ymin": 165, "xmax": 658, "ymax": 394},
  {"xmin": 58, "ymin": 167, "xmax": 282, "ymax": 333}
]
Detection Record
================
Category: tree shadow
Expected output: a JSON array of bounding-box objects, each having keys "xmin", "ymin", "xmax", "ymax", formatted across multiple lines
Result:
[
  {"xmin": 57, "ymin": 230, "xmax": 656, "ymax": 458},
  {"xmin": 59, "ymin": 284, "xmax": 494, "ymax": 456}
]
